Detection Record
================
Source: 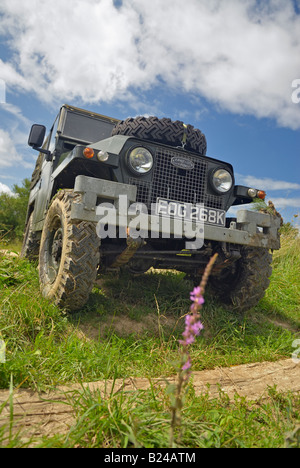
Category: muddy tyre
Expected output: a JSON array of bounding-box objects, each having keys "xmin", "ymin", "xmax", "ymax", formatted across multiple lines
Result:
[
  {"xmin": 111, "ymin": 116, "xmax": 207, "ymax": 155},
  {"xmin": 39, "ymin": 190, "xmax": 100, "ymax": 312},
  {"xmin": 20, "ymin": 212, "xmax": 40, "ymax": 261},
  {"xmin": 209, "ymin": 247, "xmax": 273, "ymax": 312}
]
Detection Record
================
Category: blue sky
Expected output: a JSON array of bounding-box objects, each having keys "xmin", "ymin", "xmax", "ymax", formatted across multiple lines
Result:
[{"xmin": 0, "ymin": 0, "xmax": 300, "ymax": 227}]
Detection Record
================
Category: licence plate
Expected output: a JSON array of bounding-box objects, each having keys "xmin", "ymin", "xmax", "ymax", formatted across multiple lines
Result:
[{"xmin": 155, "ymin": 198, "xmax": 226, "ymax": 227}]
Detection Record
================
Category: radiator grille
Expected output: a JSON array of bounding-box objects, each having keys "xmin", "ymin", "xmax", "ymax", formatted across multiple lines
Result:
[{"xmin": 129, "ymin": 148, "xmax": 225, "ymax": 210}]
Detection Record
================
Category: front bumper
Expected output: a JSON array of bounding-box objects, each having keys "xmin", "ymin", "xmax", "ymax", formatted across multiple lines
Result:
[{"xmin": 71, "ymin": 175, "xmax": 281, "ymax": 250}]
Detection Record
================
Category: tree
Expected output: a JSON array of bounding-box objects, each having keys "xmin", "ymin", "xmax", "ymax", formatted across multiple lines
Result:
[{"xmin": 0, "ymin": 179, "xmax": 30, "ymax": 240}]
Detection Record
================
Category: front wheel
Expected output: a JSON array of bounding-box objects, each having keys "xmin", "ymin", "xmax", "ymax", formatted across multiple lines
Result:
[
  {"xmin": 208, "ymin": 247, "xmax": 273, "ymax": 312},
  {"xmin": 39, "ymin": 190, "xmax": 100, "ymax": 312}
]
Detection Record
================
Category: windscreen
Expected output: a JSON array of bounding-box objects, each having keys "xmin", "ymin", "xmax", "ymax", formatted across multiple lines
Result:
[{"xmin": 62, "ymin": 110, "xmax": 117, "ymax": 144}]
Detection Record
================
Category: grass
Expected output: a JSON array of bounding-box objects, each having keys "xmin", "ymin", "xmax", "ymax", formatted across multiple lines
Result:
[
  {"xmin": 55, "ymin": 385, "xmax": 299, "ymax": 449},
  {"xmin": 0, "ymin": 229, "xmax": 299, "ymax": 447},
  {"xmin": 262, "ymin": 229, "xmax": 300, "ymax": 323}
]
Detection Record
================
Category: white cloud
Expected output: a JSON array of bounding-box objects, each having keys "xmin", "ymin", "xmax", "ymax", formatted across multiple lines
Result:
[
  {"xmin": 237, "ymin": 175, "xmax": 300, "ymax": 191},
  {"xmin": 1, "ymin": 102, "xmax": 31, "ymax": 126},
  {"xmin": 0, "ymin": 128, "xmax": 23, "ymax": 168},
  {"xmin": 0, "ymin": 104, "xmax": 34, "ymax": 170},
  {"xmin": 268, "ymin": 197, "xmax": 300, "ymax": 209},
  {"xmin": 0, "ymin": 59, "xmax": 31, "ymax": 94},
  {"xmin": 0, "ymin": 182, "xmax": 13, "ymax": 195},
  {"xmin": 0, "ymin": 0, "xmax": 300, "ymax": 128}
]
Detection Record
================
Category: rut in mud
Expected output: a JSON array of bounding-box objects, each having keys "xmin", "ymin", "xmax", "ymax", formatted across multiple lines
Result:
[{"xmin": 0, "ymin": 358, "xmax": 299, "ymax": 441}]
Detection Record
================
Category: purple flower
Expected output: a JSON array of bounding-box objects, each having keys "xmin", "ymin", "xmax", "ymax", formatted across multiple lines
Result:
[
  {"xmin": 179, "ymin": 287, "xmax": 205, "ymax": 371},
  {"xmin": 180, "ymin": 314, "xmax": 204, "ymax": 348},
  {"xmin": 182, "ymin": 357, "xmax": 192, "ymax": 371},
  {"xmin": 185, "ymin": 314, "xmax": 193, "ymax": 326},
  {"xmin": 190, "ymin": 286, "xmax": 205, "ymax": 306},
  {"xmin": 191, "ymin": 321, "xmax": 204, "ymax": 335},
  {"xmin": 180, "ymin": 335, "xmax": 195, "ymax": 346}
]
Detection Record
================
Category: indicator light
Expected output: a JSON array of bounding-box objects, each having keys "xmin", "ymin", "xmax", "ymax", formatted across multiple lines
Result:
[
  {"xmin": 83, "ymin": 147, "xmax": 94, "ymax": 159},
  {"xmin": 257, "ymin": 190, "xmax": 266, "ymax": 200}
]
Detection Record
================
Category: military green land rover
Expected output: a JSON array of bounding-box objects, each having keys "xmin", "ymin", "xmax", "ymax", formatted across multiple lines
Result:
[{"xmin": 21, "ymin": 104, "xmax": 281, "ymax": 312}]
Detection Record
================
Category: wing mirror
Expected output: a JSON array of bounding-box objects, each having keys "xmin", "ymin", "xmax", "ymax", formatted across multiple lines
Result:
[
  {"xmin": 28, "ymin": 124, "xmax": 46, "ymax": 148},
  {"xmin": 28, "ymin": 124, "xmax": 51, "ymax": 158}
]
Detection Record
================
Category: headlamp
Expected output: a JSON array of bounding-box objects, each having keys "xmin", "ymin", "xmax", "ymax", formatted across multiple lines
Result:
[
  {"xmin": 211, "ymin": 169, "xmax": 233, "ymax": 193},
  {"xmin": 128, "ymin": 147, "xmax": 153, "ymax": 174}
]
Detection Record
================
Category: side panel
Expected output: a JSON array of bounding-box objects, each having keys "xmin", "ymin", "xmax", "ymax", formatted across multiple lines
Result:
[
  {"xmin": 32, "ymin": 158, "xmax": 54, "ymax": 227},
  {"xmin": 30, "ymin": 109, "xmax": 65, "ymax": 229}
]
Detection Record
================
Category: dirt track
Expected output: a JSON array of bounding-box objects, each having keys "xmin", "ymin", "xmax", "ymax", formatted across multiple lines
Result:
[{"xmin": 0, "ymin": 358, "xmax": 299, "ymax": 441}]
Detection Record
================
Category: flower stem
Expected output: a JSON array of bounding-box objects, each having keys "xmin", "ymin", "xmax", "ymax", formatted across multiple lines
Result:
[{"xmin": 169, "ymin": 253, "xmax": 218, "ymax": 447}]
